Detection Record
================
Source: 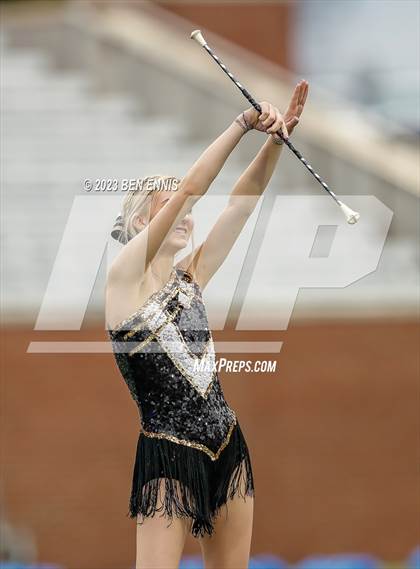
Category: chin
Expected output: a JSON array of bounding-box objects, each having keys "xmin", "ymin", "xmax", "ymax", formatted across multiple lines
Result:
[{"xmin": 170, "ymin": 235, "xmax": 189, "ymax": 250}]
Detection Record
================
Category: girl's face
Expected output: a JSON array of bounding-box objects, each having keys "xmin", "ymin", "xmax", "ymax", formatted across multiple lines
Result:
[{"xmin": 134, "ymin": 189, "xmax": 194, "ymax": 250}]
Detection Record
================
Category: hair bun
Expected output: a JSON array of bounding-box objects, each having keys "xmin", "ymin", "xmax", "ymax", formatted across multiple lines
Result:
[{"xmin": 110, "ymin": 213, "xmax": 128, "ymax": 244}]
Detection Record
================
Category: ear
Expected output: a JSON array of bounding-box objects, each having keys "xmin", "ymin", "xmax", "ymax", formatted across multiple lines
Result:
[{"xmin": 132, "ymin": 213, "xmax": 146, "ymax": 232}]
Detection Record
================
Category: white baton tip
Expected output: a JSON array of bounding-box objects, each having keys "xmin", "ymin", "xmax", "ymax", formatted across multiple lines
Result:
[
  {"xmin": 191, "ymin": 29, "xmax": 207, "ymax": 47},
  {"xmin": 339, "ymin": 201, "xmax": 360, "ymax": 224}
]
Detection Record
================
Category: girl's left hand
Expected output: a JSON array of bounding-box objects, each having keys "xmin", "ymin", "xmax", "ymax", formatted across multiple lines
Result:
[
  {"xmin": 240, "ymin": 80, "xmax": 309, "ymax": 143},
  {"xmin": 282, "ymin": 79, "xmax": 309, "ymax": 137}
]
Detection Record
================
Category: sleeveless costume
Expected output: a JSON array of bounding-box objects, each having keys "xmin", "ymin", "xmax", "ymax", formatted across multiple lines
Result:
[{"xmin": 107, "ymin": 267, "xmax": 254, "ymax": 537}]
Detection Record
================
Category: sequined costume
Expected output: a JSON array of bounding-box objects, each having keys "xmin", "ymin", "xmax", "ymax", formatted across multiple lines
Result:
[{"xmin": 107, "ymin": 267, "xmax": 254, "ymax": 537}]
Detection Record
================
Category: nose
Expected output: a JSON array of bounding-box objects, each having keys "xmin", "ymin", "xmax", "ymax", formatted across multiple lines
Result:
[{"xmin": 182, "ymin": 211, "xmax": 193, "ymax": 225}]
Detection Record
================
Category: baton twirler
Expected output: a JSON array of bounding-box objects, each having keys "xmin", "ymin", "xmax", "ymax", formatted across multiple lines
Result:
[{"xmin": 191, "ymin": 29, "xmax": 360, "ymax": 225}]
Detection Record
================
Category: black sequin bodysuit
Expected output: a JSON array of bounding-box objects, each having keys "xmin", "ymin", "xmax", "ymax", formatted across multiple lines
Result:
[{"xmin": 107, "ymin": 267, "xmax": 254, "ymax": 537}]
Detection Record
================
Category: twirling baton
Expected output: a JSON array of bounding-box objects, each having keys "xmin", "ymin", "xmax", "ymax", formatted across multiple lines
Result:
[{"xmin": 191, "ymin": 30, "xmax": 360, "ymax": 224}]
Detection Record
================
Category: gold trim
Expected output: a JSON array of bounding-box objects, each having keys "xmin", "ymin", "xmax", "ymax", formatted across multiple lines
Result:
[
  {"xmin": 127, "ymin": 287, "xmax": 211, "ymax": 363},
  {"xmin": 121, "ymin": 269, "xmax": 215, "ymax": 397},
  {"xmin": 123, "ymin": 320, "xmax": 147, "ymax": 341},
  {"xmin": 122, "ymin": 282, "xmax": 197, "ymax": 340},
  {"xmin": 129, "ymin": 328, "xmax": 216, "ymax": 399},
  {"xmin": 128, "ymin": 305, "xmax": 182, "ymax": 356},
  {"xmin": 128, "ymin": 333, "xmax": 155, "ymax": 355},
  {"xmin": 141, "ymin": 417, "xmax": 237, "ymax": 462},
  {"xmin": 176, "ymin": 266, "xmax": 203, "ymax": 297},
  {"xmin": 110, "ymin": 268, "xmax": 202, "ymax": 335},
  {"xmin": 154, "ymin": 301, "xmax": 211, "ymax": 362},
  {"xmin": 124, "ymin": 294, "xmax": 181, "ymax": 341},
  {"xmin": 110, "ymin": 268, "xmax": 178, "ymax": 334},
  {"xmin": 129, "ymin": 329, "xmax": 216, "ymax": 398},
  {"xmin": 168, "ymin": 344, "xmax": 216, "ymax": 399}
]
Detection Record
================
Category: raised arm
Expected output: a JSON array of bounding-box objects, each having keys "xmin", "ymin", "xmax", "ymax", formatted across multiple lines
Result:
[
  {"xmin": 108, "ymin": 116, "xmax": 250, "ymax": 285},
  {"xmin": 178, "ymin": 82, "xmax": 309, "ymax": 289},
  {"xmin": 229, "ymin": 82, "xmax": 308, "ymax": 213}
]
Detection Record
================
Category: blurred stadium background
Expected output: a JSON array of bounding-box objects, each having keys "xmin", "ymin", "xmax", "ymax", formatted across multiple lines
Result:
[{"xmin": 0, "ymin": 0, "xmax": 418, "ymax": 567}]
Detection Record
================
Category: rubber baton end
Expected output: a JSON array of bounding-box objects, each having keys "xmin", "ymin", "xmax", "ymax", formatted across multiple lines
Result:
[
  {"xmin": 339, "ymin": 201, "xmax": 360, "ymax": 224},
  {"xmin": 191, "ymin": 30, "xmax": 207, "ymax": 47}
]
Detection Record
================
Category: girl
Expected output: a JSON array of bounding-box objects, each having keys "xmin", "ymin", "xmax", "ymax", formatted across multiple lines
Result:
[{"xmin": 106, "ymin": 81, "xmax": 308, "ymax": 569}]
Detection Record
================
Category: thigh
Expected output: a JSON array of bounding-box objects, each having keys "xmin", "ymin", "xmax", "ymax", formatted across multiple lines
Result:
[
  {"xmin": 198, "ymin": 492, "xmax": 254, "ymax": 569},
  {"xmin": 135, "ymin": 478, "xmax": 192, "ymax": 569}
]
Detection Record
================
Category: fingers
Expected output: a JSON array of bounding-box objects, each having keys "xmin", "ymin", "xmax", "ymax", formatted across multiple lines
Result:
[
  {"xmin": 258, "ymin": 99, "xmax": 303, "ymax": 139},
  {"xmin": 256, "ymin": 82, "xmax": 308, "ymax": 140},
  {"xmin": 259, "ymin": 102, "xmax": 276, "ymax": 129},
  {"xmin": 258, "ymin": 101, "xmax": 271, "ymax": 125},
  {"xmin": 297, "ymin": 80, "xmax": 309, "ymax": 113},
  {"xmin": 280, "ymin": 118, "xmax": 289, "ymax": 140},
  {"xmin": 285, "ymin": 116, "xmax": 299, "ymax": 134},
  {"xmin": 259, "ymin": 103, "xmax": 288, "ymax": 139},
  {"xmin": 268, "ymin": 112, "xmax": 288, "ymax": 140},
  {"xmin": 268, "ymin": 118, "xmax": 288, "ymax": 140},
  {"xmin": 291, "ymin": 116, "xmax": 300, "ymax": 129},
  {"xmin": 265, "ymin": 110, "xmax": 281, "ymax": 133},
  {"xmin": 300, "ymin": 80, "xmax": 309, "ymax": 106},
  {"xmin": 285, "ymin": 80, "xmax": 309, "ymax": 122}
]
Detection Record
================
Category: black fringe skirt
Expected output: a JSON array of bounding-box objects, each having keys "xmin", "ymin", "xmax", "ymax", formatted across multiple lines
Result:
[{"xmin": 127, "ymin": 421, "xmax": 255, "ymax": 538}]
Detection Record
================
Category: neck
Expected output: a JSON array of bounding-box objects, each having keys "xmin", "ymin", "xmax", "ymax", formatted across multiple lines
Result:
[{"xmin": 149, "ymin": 254, "xmax": 176, "ymax": 283}]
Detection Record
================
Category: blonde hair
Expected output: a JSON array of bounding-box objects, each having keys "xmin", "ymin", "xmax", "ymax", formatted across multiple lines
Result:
[{"xmin": 111, "ymin": 175, "xmax": 195, "ymax": 256}]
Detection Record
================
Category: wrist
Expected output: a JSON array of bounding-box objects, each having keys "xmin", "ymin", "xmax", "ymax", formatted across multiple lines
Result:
[
  {"xmin": 269, "ymin": 133, "xmax": 284, "ymax": 146},
  {"xmin": 234, "ymin": 111, "xmax": 253, "ymax": 133}
]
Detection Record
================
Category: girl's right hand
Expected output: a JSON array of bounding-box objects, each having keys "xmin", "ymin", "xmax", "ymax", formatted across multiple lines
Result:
[{"xmin": 237, "ymin": 101, "xmax": 289, "ymax": 142}]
